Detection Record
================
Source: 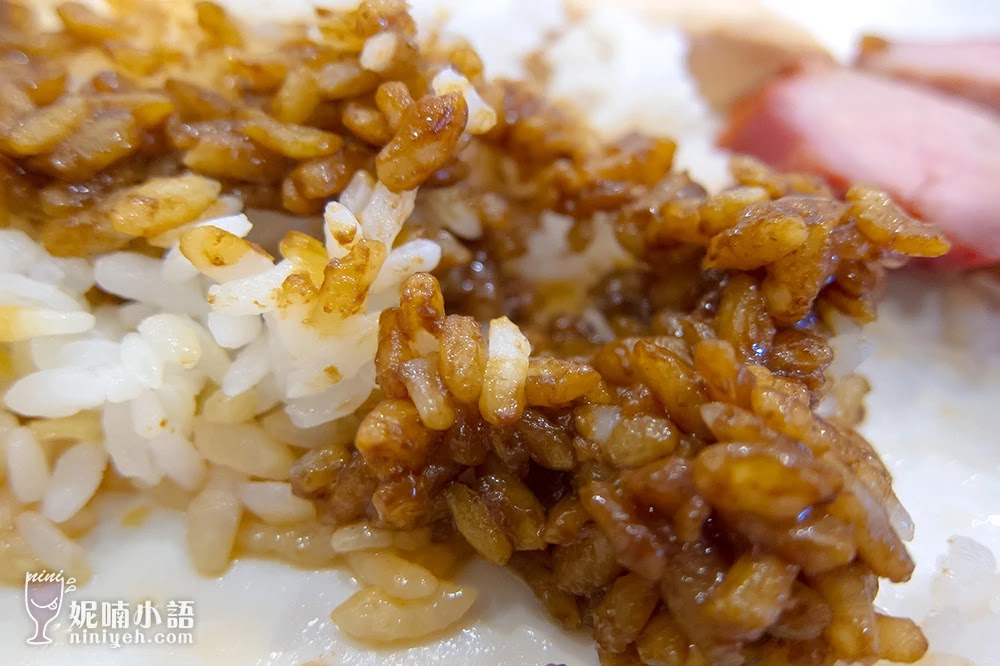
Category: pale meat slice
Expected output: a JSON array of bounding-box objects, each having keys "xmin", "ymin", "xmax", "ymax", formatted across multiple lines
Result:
[
  {"xmin": 857, "ymin": 37, "xmax": 1000, "ymax": 113},
  {"xmin": 687, "ymin": 32, "xmax": 831, "ymax": 112},
  {"xmin": 720, "ymin": 64, "xmax": 1000, "ymax": 268}
]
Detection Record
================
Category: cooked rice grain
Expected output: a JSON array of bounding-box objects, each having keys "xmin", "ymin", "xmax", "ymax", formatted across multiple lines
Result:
[
  {"xmin": 238, "ymin": 481, "xmax": 316, "ymax": 525},
  {"xmin": 329, "ymin": 582, "xmax": 477, "ymax": 644},
  {"xmin": 344, "ymin": 549, "xmax": 439, "ymax": 600},
  {"xmin": 186, "ymin": 480, "xmax": 242, "ymax": 577}
]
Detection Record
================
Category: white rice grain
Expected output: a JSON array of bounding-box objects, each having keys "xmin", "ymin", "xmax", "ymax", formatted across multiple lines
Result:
[
  {"xmin": 260, "ymin": 409, "xmax": 358, "ymax": 450},
  {"xmin": 207, "ymin": 311, "xmax": 262, "ymax": 349},
  {"xmin": 0, "ymin": 410, "xmax": 16, "ymax": 482},
  {"xmin": 102, "ymin": 402, "xmax": 162, "ymax": 486},
  {"xmin": 195, "ymin": 240, "xmax": 276, "ymax": 284},
  {"xmin": 331, "ymin": 523, "xmax": 394, "ymax": 553},
  {"xmin": 120, "ymin": 332, "xmax": 165, "ymax": 391},
  {"xmin": 280, "ymin": 317, "xmax": 379, "ymax": 400},
  {"xmin": 27, "ymin": 336, "xmax": 77, "ymax": 372},
  {"xmin": 0, "ymin": 229, "xmax": 43, "ymax": 275},
  {"xmin": 253, "ymin": 373, "xmax": 284, "ymax": 415},
  {"xmin": 573, "ymin": 404, "xmax": 621, "ymax": 445},
  {"xmin": 5, "ymin": 367, "xmax": 108, "ymax": 418},
  {"xmin": 358, "ymin": 182, "xmax": 417, "ymax": 248},
  {"xmin": 0, "ymin": 306, "xmax": 95, "ymax": 341},
  {"xmin": 370, "ymin": 240, "xmax": 443, "ymax": 296},
  {"xmin": 479, "ymin": 316, "xmax": 531, "ymax": 425},
  {"xmin": 130, "ymin": 389, "xmax": 170, "ymax": 439},
  {"xmin": 186, "ymin": 482, "xmax": 242, "ymax": 576},
  {"xmin": 28, "ymin": 337, "xmax": 113, "ymax": 373},
  {"xmin": 345, "ymin": 550, "xmax": 439, "ymax": 599},
  {"xmin": 339, "ymin": 171, "xmax": 376, "ymax": 216},
  {"xmin": 513, "ymin": 211, "xmax": 629, "ymax": 286},
  {"xmin": 42, "ymin": 441, "xmax": 107, "ymax": 523},
  {"xmin": 190, "ymin": 322, "xmax": 231, "ymax": 384},
  {"xmin": 137, "ymin": 313, "xmax": 203, "ymax": 369},
  {"xmin": 6, "ymin": 427, "xmax": 49, "ymax": 503},
  {"xmin": 40, "ymin": 256, "xmax": 94, "ymax": 296},
  {"xmin": 161, "ymin": 244, "xmax": 203, "ymax": 283},
  {"xmin": 148, "ymin": 432, "xmax": 206, "ymax": 491},
  {"xmin": 360, "ymin": 31, "xmax": 398, "ymax": 72},
  {"xmin": 192, "ymin": 419, "xmax": 295, "ymax": 480},
  {"xmin": 28, "ymin": 254, "xmax": 92, "ymax": 294},
  {"xmin": 207, "ymin": 262, "xmax": 295, "ymax": 315},
  {"xmin": 238, "ymin": 481, "xmax": 316, "ymax": 524},
  {"xmin": 95, "ymin": 252, "xmax": 206, "ymax": 315},
  {"xmin": 221, "ymin": 334, "xmax": 271, "ymax": 397},
  {"xmin": 421, "ymin": 187, "xmax": 482, "ymax": 240},
  {"xmin": 200, "ymin": 212, "xmax": 254, "ymax": 238},
  {"xmin": 0, "ymin": 272, "xmax": 84, "ymax": 311},
  {"xmin": 155, "ymin": 379, "xmax": 198, "ymax": 438},
  {"xmin": 285, "ymin": 362, "xmax": 376, "ymax": 428},
  {"xmin": 98, "ymin": 361, "xmax": 148, "ymax": 405},
  {"xmin": 16, "ymin": 511, "xmax": 90, "ymax": 581},
  {"xmin": 323, "ymin": 202, "xmax": 363, "ymax": 260},
  {"xmin": 25, "ymin": 411, "xmax": 102, "ymax": 444},
  {"xmin": 202, "ymin": 387, "xmax": 258, "ymax": 424},
  {"xmin": 329, "ymin": 583, "xmax": 477, "ymax": 644}
]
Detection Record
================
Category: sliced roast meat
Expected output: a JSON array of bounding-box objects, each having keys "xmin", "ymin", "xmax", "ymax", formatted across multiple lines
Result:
[
  {"xmin": 720, "ymin": 64, "xmax": 1000, "ymax": 267},
  {"xmin": 857, "ymin": 37, "xmax": 1000, "ymax": 114}
]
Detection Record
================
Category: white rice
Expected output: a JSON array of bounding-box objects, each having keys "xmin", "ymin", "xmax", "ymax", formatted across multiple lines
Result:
[
  {"xmin": 345, "ymin": 550, "xmax": 440, "ymax": 600},
  {"xmin": 238, "ymin": 481, "xmax": 316, "ymax": 525},
  {"xmin": 0, "ymin": 167, "xmax": 437, "ymax": 484},
  {"xmin": 5, "ymin": 428, "xmax": 48, "ymax": 504},
  {"xmin": 15, "ymin": 510, "xmax": 90, "ymax": 580},
  {"xmin": 359, "ymin": 32, "xmax": 400, "ymax": 73},
  {"xmin": 540, "ymin": 4, "xmax": 731, "ymax": 192},
  {"xmin": 330, "ymin": 523, "xmax": 396, "ymax": 553},
  {"xmin": 41, "ymin": 441, "xmax": 106, "ymax": 523},
  {"xmin": 186, "ymin": 477, "xmax": 243, "ymax": 576},
  {"xmin": 147, "ymin": 431, "xmax": 206, "ymax": 491},
  {"xmin": 191, "ymin": 420, "xmax": 296, "ymax": 481},
  {"xmin": 0, "ymin": 160, "xmax": 448, "ymax": 590}
]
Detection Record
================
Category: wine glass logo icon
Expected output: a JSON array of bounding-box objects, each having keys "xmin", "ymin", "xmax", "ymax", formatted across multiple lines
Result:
[{"xmin": 24, "ymin": 572, "xmax": 65, "ymax": 646}]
